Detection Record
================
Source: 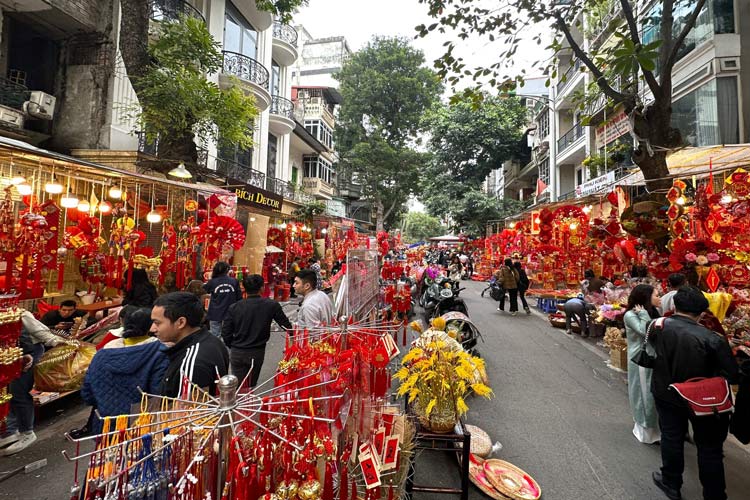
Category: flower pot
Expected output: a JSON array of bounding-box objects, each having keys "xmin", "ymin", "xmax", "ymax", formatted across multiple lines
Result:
[{"xmin": 417, "ymin": 402, "xmax": 458, "ymax": 433}]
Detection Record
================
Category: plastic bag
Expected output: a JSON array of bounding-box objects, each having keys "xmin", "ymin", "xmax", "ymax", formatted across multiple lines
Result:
[{"xmin": 33, "ymin": 340, "xmax": 96, "ymax": 392}]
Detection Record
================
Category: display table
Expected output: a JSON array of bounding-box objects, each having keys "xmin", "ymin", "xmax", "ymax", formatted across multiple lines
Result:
[
  {"xmin": 77, "ymin": 299, "xmax": 122, "ymax": 314},
  {"xmin": 404, "ymin": 417, "xmax": 472, "ymax": 500}
]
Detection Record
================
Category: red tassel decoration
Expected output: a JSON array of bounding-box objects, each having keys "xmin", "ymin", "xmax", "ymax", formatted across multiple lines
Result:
[
  {"xmin": 56, "ymin": 259, "xmax": 64, "ymax": 290},
  {"xmin": 387, "ymin": 485, "xmax": 394, "ymax": 500},
  {"xmin": 321, "ymin": 462, "xmax": 334, "ymax": 500},
  {"xmin": 402, "ymin": 322, "xmax": 407, "ymax": 346},
  {"xmin": 126, "ymin": 259, "xmax": 134, "ymax": 290},
  {"xmin": 32, "ymin": 262, "xmax": 41, "ymax": 298},
  {"xmin": 116, "ymin": 255, "xmax": 123, "ymax": 288},
  {"xmin": 350, "ymin": 477, "xmax": 357, "ymax": 500},
  {"xmin": 19, "ymin": 254, "xmax": 28, "ymax": 293},
  {"xmin": 339, "ymin": 465, "xmax": 348, "ymax": 500},
  {"xmin": 5, "ymin": 253, "xmax": 14, "ymax": 291}
]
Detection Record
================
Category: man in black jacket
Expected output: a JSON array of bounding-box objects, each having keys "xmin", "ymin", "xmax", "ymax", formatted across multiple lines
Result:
[
  {"xmin": 151, "ymin": 292, "xmax": 229, "ymax": 398},
  {"xmin": 650, "ymin": 286, "xmax": 739, "ymax": 500},
  {"xmin": 222, "ymin": 274, "xmax": 292, "ymax": 388}
]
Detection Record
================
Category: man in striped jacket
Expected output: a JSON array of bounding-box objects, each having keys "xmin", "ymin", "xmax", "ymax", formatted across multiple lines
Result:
[{"xmin": 151, "ymin": 292, "xmax": 229, "ymax": 398}]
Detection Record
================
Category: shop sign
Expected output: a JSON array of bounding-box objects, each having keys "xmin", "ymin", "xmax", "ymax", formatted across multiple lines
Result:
[
  {"xmin": 595, "ymin": 108, "xmax": 631, "ymax": 148},
  {"xmin": 326, "ymin": 199, "xmax": 346, "ymax": 218},
  {"xmin": 576, "ymin": 170, "xmax": 616, "ymax": 197},
  {"xmin": 230, "ymin": 177, "xmax": 283, "ymax": 212}
]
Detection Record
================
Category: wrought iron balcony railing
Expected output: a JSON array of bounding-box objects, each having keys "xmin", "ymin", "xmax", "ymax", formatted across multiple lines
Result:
[
  {"xmin": 149, "ymin": 0, "xmax": 205, "ymax": 23},
  {"xmin": 221, "ymin": 51, "xmax": 270, "ymax": 90},
  {"xmin": 137, "ymin": 131, "xmax": 159, "ymax": 156},
  {"xmin": 266, "ymin": 176, "xmax": 296, "ymax": 200},
  {"xmin": 0, "ymin": 77, "xmax": 29, "ymax": 110},
  {"xmin": 273, "ymin": 22, "xmax": 298, "ymax": 47},
  {"xmin": 216, "ymin": 158, "xmax": 266, "ymax": 188},
  {"xmin": 556, "ymin": 58, "xmax": 582, "ymax": 94},
  {"xmin": 557, "ymin": 123, "xmax": 585, "ymax": 153},
  {"xmin": 270, "ymin": 95, "xmax": 295, "ymax": 120}
]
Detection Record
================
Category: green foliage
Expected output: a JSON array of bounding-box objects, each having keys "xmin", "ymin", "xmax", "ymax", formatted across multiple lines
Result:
[
  {"xmin": 402, "ymin": 212, "xmax": 446, "ymax": 243},
  {"xmin": 135, "ymin": 17, "xmax": 256, "ymax": 150},
  {"xmin": 450, "ymin": 191, "xmax": 529, "ymax": 237},
  {"xmin": 422, "ymin": 95, "xmax": 527, "ymax": 185},
  {"xmin": 335, "ymin": 37, "xmax": 442, "ymax": 230},
  {"xmin": 292, "ymin": 200, "xmax": 327, "ymax": 222},
  {"xmin": 255, "ymin": 0, "xmax": 307, "ymax": 24}
]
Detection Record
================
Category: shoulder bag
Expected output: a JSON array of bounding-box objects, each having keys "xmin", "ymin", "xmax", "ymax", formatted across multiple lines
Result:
[
  {"xmin": 669, "ymin": 377, "xmax": 734, "ymax": 416},
  {"xmin": 630, "ymin": 317, "xmax": 666, "ymax": 368}
]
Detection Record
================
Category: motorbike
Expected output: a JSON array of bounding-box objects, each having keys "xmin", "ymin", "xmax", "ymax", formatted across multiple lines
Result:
[
  {"xmin": 441, "ymin": 311, "xmax": 483, "ymax": 356},
  {"xmin": 423, "ymin": 278, "xmax": 467, "ymax": 319}
]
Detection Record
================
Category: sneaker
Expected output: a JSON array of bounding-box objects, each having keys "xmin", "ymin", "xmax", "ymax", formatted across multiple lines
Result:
[
  {"xmin": 497, "ymin": 307, "xmax": 503, "ymax": 312},
  {"xmin": 652, "ymin": 472, "xmax": 681, "ymax": 500},
  {"xmin": 525, "ymin": 308, "xmax": 531, "ymax": 315},
  {"xmin": 511, "ymin": 311, "xmax": 517, "ymax": 316},
  {"xmin": 565, "ymin": 330, "xmax": 573, "ymax": 335},
  {"xmin": 0, "ymin": 431, "xmax": 36, "ymax": 456},
  {"xmin": 68, "ymin": 425, "xmax": 92, "ymax": 440},
  {"xmin": 0, "ymin": 431, "xmax": 20, "ymax": 448}
]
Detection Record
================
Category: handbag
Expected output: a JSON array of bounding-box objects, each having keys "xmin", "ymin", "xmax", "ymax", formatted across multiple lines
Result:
[
  {"xmin": 631, "ymin": 317, "xmax": 665, "ymax": 368},
  {"xmin": 670, "ymin": 377, "xmax": 734, "ymax": 416}
]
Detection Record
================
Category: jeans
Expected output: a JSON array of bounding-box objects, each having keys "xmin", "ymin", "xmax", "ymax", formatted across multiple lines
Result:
[
  {"xmin": 6, "ymin": 343, "xmax": 44, "ymax": 434},
  {"xmin": 518, "ymin": 287, "xmax": 529, "ymax": 310},
  {"xmin": 655, "ymin": 398, "xmax": 730, "ymax": 500},
  {"xmin": 230, "ymin": 347, "xmax": 266, "ymax": 388},
  {"xmin": 564, "ymin": 301, "xmax": 588, "ymax": 334},
  {"xmin": 209, "ymin": 321, "xmax": 223, "ymax": 338},
  {"xmin": 499, "ymin": 288, "xmax": 518, "ymax": 312}
]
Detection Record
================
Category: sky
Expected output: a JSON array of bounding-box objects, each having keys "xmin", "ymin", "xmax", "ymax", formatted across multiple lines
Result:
[{"xmin": 296, "ymin": 0, "xmax": 552, "ymax": 93}]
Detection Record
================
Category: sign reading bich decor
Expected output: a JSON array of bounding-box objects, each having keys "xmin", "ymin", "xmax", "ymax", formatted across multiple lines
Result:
[{"xmin": 229, "ymin": 177, "xmax": 283, "ymax": 212}]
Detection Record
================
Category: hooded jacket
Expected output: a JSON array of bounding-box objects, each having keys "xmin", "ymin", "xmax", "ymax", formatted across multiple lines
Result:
[{"xmin": 81, "ymin": 338, "xmax": 168, "ymax": 430}]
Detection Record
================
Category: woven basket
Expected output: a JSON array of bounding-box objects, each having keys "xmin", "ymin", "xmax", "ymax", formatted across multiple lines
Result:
[
  {"xmin": 415, "ymin": 401, "xmax": 458, "ymax": 433},
  {"xmin": 456, "ymin": 424, "xmax": 493, "ymax": 458},
  {"xmin": 484, "ymin": 459, "xmax": 541, "ymax": 500}
]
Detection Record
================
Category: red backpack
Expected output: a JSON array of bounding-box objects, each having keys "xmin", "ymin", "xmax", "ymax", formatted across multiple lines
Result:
[{"xmin": 669, "ymin": 377, "xmax": 734, "ymax": 417}]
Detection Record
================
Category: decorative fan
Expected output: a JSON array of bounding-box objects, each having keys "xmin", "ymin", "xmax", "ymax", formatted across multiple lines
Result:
[{"xmin": 199, "ymin": 215, "xmax": 246, "ymax": 250}]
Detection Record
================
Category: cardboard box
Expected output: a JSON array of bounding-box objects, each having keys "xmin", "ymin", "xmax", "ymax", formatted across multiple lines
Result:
[{"xmin": 609, "ymin": 348, "xmax": 628, "ymax": 371}]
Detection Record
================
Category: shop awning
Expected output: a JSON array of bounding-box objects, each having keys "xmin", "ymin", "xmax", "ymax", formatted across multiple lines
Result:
[
  {"xmin": 618, "ymin": 144, "xmax": 750, "ymax": 186},
  {"xmin": 0, "ymin": 136, "xmax": 234, "ymax": 195},
  {"xmin": 429, "ymin": 234, "xmax": 461, "ymax": 242}
]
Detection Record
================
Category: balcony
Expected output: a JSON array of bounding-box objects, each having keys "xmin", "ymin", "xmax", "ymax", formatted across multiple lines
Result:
[
  {"xmin": 296, "ymin": 98, "xmax": 335, "ymax": 127},
  {"xmin": 557, "ymin": 123, "xmax": 585, "ymax": 154},
  {"xmin": 269, "ymin": 95, "xmax": 295, "ymax": 136},
  {"xmin": 219, "ymin": 51, "xmax": 271, "ymax": 111},
  {"xmin": 556, "ymin": 59, "xmax": 583, "ymax": 97},
  {"xmin": 136, "ymin": 131, "xmax": 207, "ymax": 168},
  {"xmin": 266, "ymin": 176, "xmax": 297, "ymax": 200},
  {"xmin": 302, "ymin": 177, "xmax": 336, "ymax": 200},
  {"xmin": 216, "ymin": 158, "xmax": 266, "ymax": 188},
  {"xmin": 337, "ymin": 179, "xmax": 362, "ymax": 199},
  {"xmin": 272, "ymin": 22, "xmax": 299, "ymax": 66},
  {"xmin": 149, "ymin": 0, "xmax": 205, "ymax": 23}
]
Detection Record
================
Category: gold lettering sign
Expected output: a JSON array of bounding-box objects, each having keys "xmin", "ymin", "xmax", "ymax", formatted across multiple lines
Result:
[{"xmin": 232, "ymin": 181, "xmax": 283, "ymax": 212}]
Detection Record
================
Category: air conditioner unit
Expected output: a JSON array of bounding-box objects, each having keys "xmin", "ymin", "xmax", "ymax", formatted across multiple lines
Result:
[
  {"xmin": 0, "ymin": 105, "xmax": 25, "ymax": 129},
  {"xmin": 23, "ymin": 91, "xmax": 56, "ymax": 120}
]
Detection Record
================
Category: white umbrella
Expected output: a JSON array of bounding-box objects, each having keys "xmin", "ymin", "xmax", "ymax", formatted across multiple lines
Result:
[{"xmin": 265, "ymin": 245, "xmax": 285, "ymax": 254}]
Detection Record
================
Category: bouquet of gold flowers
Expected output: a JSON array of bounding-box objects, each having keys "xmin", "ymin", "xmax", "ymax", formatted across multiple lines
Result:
[{"xmin": 395, "ymin": 338, "xmax": 492, "ymax": 432}]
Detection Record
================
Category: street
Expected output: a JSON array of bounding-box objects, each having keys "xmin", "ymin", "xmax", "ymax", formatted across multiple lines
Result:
[{"xmin": 2, "ymin": 282, "xmax": 750, "ymax": 499}]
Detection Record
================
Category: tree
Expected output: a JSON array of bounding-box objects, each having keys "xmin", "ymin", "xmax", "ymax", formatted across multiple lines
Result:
[
  {"xmin": 451, "ymin": 191, "xmax": 529, "ymax": 237},
  {"xmin": 417, "ymin": 0, "xmax": 710, "ymax": 192},
  {"xmin": 334, "ymin": 37, "xmax": 443, "ymax": 231},
  {"xmin": 118, "ymin": 0, "xmax": 303, "ymax": 173},
  {"xmin": 402, "ymin": 212, "xmax": 446, "ymax": 243}
]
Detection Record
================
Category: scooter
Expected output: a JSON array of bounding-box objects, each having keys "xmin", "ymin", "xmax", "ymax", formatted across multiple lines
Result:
[
  {"xmin": 441, "ymin": 311, "xmax": 484, "ymax": 356},
  {"xmin": 431, "ymin": 286, "xmax": 468, "ymax": 318}
]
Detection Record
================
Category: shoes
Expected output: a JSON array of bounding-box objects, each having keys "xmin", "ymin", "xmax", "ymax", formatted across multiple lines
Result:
[
  {"xmin": 525, "ymin": 308, "xmax": 531, "ymax": 315},
  {"xmin": 652, "ymin": 472, "xmax": 681, "ymax": 500},
  {"xmin": 497, "ymin": 307, "xmax": 503, "ymax": 312},
  {"xmin": 511, "ymin": 311, "xmax": 517, "ymax": 316},
  {"xmin": 0, "ymin": 431, "xmax": 20, "ymax": 448},
  {"xmin": 0, "ymin": 431, "xmax": 36, "ymax": 456},
  {"xmin": 565, "ymin": 329, "xmax": 573, "ymax": 335},
  {"xmin": 69, "ymin": 425, "xmax": 92, "ymax": 440}
]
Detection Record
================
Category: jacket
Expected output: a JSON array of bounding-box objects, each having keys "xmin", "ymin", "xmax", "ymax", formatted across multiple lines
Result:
[
  {"xmin": 204, "ymin": 275, "xmax": 243, "ymax": 322},
  {"xmin": 494, "ymin": 266, "xmax": 519, "ymax": 290},
  {"xmin": 81, "ymin": 338, "xmax": 167, "ymax": 430},
  {"xmin": 514, "ymin": 266, "xmax": 530, "ymax": 291},
  {"xmin": 650, "ymin": 314, "xmax": 739, "ymax": 407},
  {"xmin": 297, "ymin": 289, "xmax": 334, "ymax": 329},
  {"xmin": 160, "ymin": 328, "xmax": 229, "ymax": 397},
  {"xmin": 21, "ymin": 311, "xmax": 63, "ymax": 348},
  {"xmin": 222, "ymin": 296, "xmax": 293, "ymax": 350}
]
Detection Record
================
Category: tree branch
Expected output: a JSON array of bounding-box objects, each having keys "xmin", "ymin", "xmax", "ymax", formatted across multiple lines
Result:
[
  {"xmin": 620, "ymin": 0, "xmax": 660, "ymax": 99},
  {"xmin": 553, "ymin": 13, "xmax": 628, "ymax": 105},
  {"xmin": 658, "ymin": 0, "xmax": 675, "ymax": 85},
  {"xmin": 665, "ymin": 0, "xmax": 708, "ymax": 71}
]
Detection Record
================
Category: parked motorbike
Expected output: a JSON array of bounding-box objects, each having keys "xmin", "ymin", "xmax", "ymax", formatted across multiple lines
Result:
[
  {"xmin": 423, "ymin": 278, "xmax": 467, "ymax": 319},
  {"xmin": 441, "ymin": 311, "xmax": 483, "ymax": 356}
]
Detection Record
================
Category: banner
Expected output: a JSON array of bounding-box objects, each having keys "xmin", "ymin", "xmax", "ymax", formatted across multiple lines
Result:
[
  {"xmin": 576, "ymin": 170, "xmax": 616, "ymax": 197},
  {"xmin": 595, "ymin": 108, "xmax": 630, "ymax": 149}
]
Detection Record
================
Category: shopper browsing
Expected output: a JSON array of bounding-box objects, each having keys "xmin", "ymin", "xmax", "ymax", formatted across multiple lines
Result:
[
  {"xmin": 660, "ymin": 273, "xmax": 686, "ymax": 315},
  {"xmin": 151, "ymin": 292, "xmax": 229, "ymax": 398},
  {"xmin": 204, "ymin": 261, "xmax": 242, "ymax": 338},
  {"xmin": 222, "ymin": 275, "xmax": 293, "ymax": 387},
  {"xmin": 294, "ymin": 269, "xmax": 334, "ymax": 329}
]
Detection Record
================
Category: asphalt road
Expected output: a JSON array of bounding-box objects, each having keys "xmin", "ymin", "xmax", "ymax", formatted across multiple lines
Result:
[{"xmin": 2, "ymin": 284, "xmax": 749, "ymax": 499}]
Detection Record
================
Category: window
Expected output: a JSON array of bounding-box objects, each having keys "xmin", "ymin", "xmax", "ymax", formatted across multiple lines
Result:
[
  {"xmin": 271, "ymin": 60, "xmax": 280, "ymax": 96},
  {"xmin": 303, "ymin": 155, "xmax": 333, "ymax": 183},
  {"xmin": 291, "ymin": 166, "xmax": 298, "ymax": 184},
  {"xmin": 219, "ymin": 141, "xmax": 253, "ymax": 168},
  {"xmin": 304, "ymin": 119, "xmax": 334, "ymax": 149},
  {"xmin": 537, "ymin": 157, "xmax": 550, "ymax": 185},
  {"xmin": 224, "ymin": 3, "xmax": 257, "ymax": 58},
  {"xmin": 538, "ymin": 111, "xmax": 549, "ymax": 139},
  {"xmin": 672, "ymin": 78, "xmax": 738, "ymax": 146},
  {"xmin": 267, "ymin": 134, "xmax": 278, "ymax": 179},
  {"xmin": 576, "ymin": 167, "xmax": 583, "ymax": 186}
]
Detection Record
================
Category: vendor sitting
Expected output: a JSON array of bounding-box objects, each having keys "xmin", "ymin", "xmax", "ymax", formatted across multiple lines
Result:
[{"xmin": 40, "ymin": 300, "xmax": 87, "ymax": 337}]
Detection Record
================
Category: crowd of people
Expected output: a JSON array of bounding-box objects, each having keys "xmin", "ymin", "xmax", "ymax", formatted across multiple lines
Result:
[{"xmin": 0, "ymin": 260, "xmax": 335, "ymax": 456}]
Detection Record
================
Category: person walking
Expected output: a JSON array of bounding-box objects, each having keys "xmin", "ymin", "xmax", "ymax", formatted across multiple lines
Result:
[
  {"xmin": 151, "ymin": 292, "xmax": 229, "ymax": 398},
  {"xmin": 294, "ymin": 269, "xmax": 334, "ymax": 329},
  {"xmin": 660, "ymin": 273, "xmax": 686, "ymax": 315},
  {"xmin": 495, "ymin": 258, "xmax": 519, "ymax": 315},
  {"xmin": 80, "ymin": 308, "xmax": 167, "ymax": 433},
  {"xmin": 204, "ymin": 261, "xmax": 242, "ymax": 338},
  {"xmin": 623, "ymin": 284, "xmax": 662, "ymax": 444},
  {"xmin": 222, "ymin": 275, "xmax": 293, "ymax": 387},
  {"xmin": 308, "ymin": 257, "xmax": 324, "ymax": 290},
  {"xmin": 0, "ymin": 312, "xmax": 63, "ymax": 455},
  {"xmin": 563, "ymin": 294, "xmax": 594, "ymax": 336},
  {"xmin": 650, "ymin": 286, "xmax": 739, "ymax": 500},
  {"xmin": 513, "ymin": 260, "xmax": 531, "ymax": 314}
]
